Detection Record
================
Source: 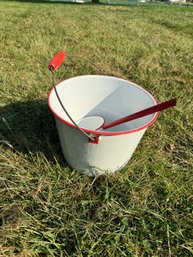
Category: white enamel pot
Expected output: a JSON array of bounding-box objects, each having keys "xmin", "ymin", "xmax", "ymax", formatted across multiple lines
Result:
[{"xmin": 48, "ymin": 54, "xmax": 159, "ymax": 176}]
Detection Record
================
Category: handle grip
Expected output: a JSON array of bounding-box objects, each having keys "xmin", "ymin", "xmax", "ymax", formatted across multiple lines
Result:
[{"xmin": 48, "ymin": 51, "xmax": 66, "ymax": 72}]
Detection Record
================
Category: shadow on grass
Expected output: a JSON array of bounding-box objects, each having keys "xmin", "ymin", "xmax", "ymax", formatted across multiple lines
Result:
[{"xmin": 0, "ymin": 99, "xmax": 66, "ymax": 164}]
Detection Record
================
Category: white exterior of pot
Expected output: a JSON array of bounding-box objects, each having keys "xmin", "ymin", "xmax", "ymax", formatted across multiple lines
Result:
[{"xmin": 48, "ymin": 75, "xmax": 158, "ymax": 176}]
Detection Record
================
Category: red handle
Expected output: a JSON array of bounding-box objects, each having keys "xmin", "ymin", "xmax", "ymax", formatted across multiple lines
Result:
[
  {"xmin": 102, "ymin": 98, "xmax": 177, "ymax": 130},
  {"xmin": 48, "ymin": 51, "xmax": 66, "ymax": 72}
]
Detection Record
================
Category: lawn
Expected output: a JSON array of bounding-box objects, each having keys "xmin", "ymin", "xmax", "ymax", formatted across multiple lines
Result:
[{"xmin": 0, "ymin": 1, "xmax": 193, "ymax": 256}]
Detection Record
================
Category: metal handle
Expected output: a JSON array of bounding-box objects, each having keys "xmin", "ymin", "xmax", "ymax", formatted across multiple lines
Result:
[{"xmin": 48, "ymin": 51, "xmax": 97, "ymax": 142}]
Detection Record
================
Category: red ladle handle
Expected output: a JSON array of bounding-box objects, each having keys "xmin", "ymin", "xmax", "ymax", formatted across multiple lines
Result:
[{"xmin": 102, "ymin": 98, "xmax": 177, "ymax": 130}]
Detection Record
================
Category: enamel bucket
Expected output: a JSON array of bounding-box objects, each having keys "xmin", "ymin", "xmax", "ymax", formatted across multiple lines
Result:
[{"xmin": 48, "ymin": 74, "xmax": 158, "ymax": 177}]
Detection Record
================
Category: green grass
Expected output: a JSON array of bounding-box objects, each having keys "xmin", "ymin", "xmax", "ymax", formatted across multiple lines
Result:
[{"xmin": 0, "ymin": 1, "xmax": 193, "ymax": 256}]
